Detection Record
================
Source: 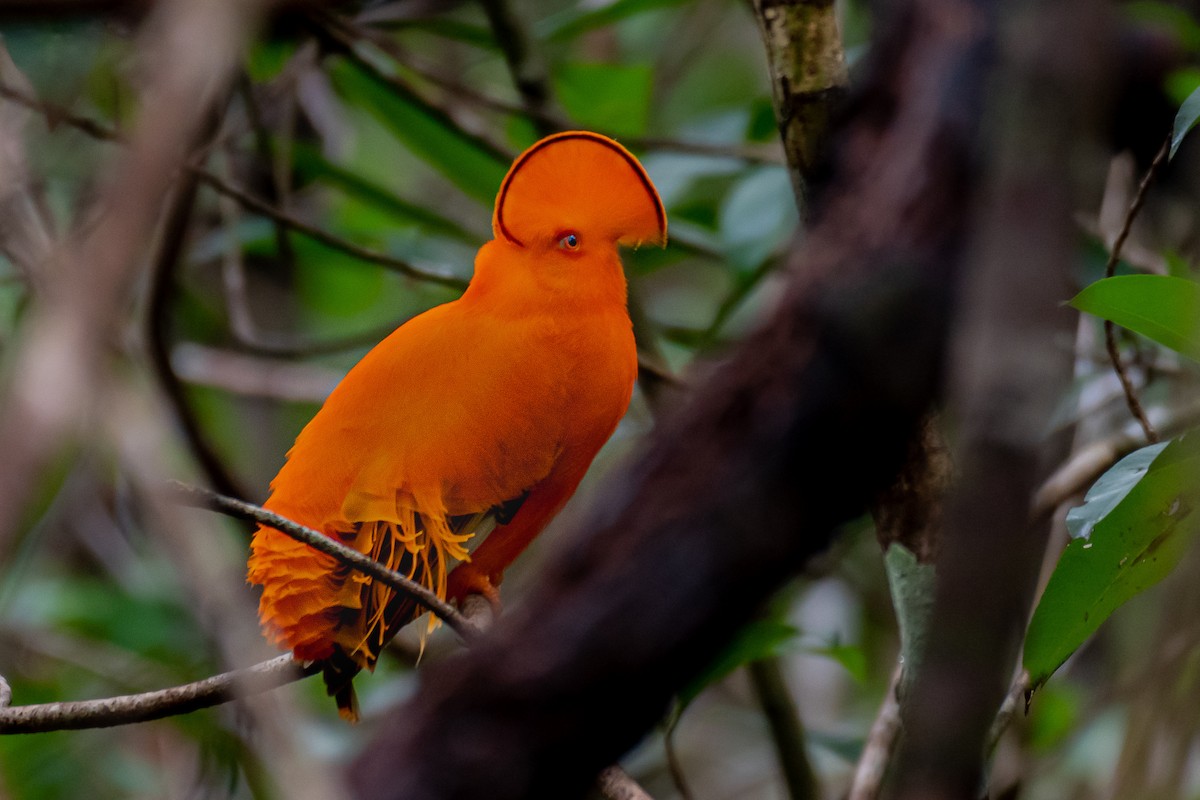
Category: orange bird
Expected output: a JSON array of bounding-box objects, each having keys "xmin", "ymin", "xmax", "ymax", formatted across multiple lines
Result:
[{"xmin": 247, "ymin": 131, "xmax": 667, "ymax": 721}]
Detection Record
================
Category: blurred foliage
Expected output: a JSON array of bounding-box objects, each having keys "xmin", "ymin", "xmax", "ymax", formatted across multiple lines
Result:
[{"xmin": 2, "ymin": 1, "xmax": 1200, "ymax": 799}]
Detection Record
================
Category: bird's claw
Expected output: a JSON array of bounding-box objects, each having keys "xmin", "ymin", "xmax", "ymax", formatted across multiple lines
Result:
[{"xmin": 447, "ymin": 564, "xmax": 503, "ymax": 617}]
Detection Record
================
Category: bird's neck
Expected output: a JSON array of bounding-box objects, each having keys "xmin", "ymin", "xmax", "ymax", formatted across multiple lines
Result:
[{"xmin": 462, "ymin": 239, "xmax": 629, "ymax": 318}]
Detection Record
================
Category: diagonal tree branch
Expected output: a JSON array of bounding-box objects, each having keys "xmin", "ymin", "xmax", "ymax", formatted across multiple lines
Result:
[
  {"xmin": 0, "ymin": 654, "xmax": 312, "ymax": 734},
  {"xmin": 0, "ymin": 0, "xmax": 265, "ymax": 556},
  {"xmin": 346, "ymin": 0, "xmax": 986, "ymax": 793}
]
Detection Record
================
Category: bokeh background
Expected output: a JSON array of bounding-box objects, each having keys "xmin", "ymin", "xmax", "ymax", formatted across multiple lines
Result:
[{"xmin": 1, "ymin": 1, "xmax": 1200, "ymax": 798}]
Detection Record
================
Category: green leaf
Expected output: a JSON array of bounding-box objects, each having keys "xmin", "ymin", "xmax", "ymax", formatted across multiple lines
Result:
[
  {"xmin": 717, "ymin": 166, "xmax": 798, "ymax": 272},
  {"xmin": 804, "ymin": 642, "xmax": 868, "ymax": 683},
  {"xmin": 292, "ymin": 143, "xmax": 481, "ymax": 244},
  {"xmin": 1024, "ymin": 435, "xmax": 1200, "ymax": 689},
  {"xmin": 1070, "ymin": 274, "xmax": 1200, "ymax": 361},
  {"xmin": 554, "ymin": 62, "xmax": 653, "ymax": 138},
  {"xmin": 388, "ymin": 18, "xmax": 496, "ymax": 50},
  {"xmin": 539, "ymin": 0, "xmax": 689, "ymax": 42},
  {"xmin": 678, "ymin": 617, "xmax": 799, "ymax": 708},
  {"xmin": 328, "ymin": 57, "xmax": 510, "ymax": 204},
  {"xmin": 1065, "ymin": 442, "xmax": 1168, "ymax": 540},
  {"xmin": 1171, "ymin": 84, "xmax": 1200, "ymax": 159}
]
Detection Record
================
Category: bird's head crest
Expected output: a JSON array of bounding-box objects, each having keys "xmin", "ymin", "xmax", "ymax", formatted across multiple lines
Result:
[{"xmin": 492, "ymin": 131, "xmax": 667, "ymax": 250}]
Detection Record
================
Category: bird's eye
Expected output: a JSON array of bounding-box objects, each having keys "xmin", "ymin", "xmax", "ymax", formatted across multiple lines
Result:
[{"xmin": 558, "ymin": 233, "xmax": 580, "ymax": 251}]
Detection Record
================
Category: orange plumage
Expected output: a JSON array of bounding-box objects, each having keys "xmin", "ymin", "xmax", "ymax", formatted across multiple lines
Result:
[{"xmin": 246, "ymin": 131, "xmax": 666, "ymax": 721}]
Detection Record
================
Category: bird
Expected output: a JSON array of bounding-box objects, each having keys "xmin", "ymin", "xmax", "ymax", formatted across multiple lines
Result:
[{"xmin": 246, "ymin": 131, "xmax": 667, "ymax": 721}]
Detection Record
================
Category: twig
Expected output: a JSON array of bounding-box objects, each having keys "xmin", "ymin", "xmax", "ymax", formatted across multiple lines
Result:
[
  {"xmin": 748, "ymin": 656, "xmax": 818, "ymax": 800},
  {"xmin": 0, "ymin": 81, "xmax": 120, "ymax": 142},
  {"xmin": 146, "ymin": 115, "xmax": 251, "ymax": 501},
  {"xmin": 597, "ymin": 767, "xmax": 656, "ymax": 800},
  {"xmin": 0, "ymin": 654, "xmax": 312, "ymax": 734},
  {"xmin": 0, "ymin": 78, "xmax": 465, "ymax": 291},
  {"xmin": 235, "ymin": 73, "xmax": 297, "ymax": 268},
  {"xmin": 478, "ymin": 0, "xmax": 555, "ymax": 136},
  {"xmin": 848, "ymin": 665, "xmax": 903, "ymax": 800},
  {"xmin": 172, "ymin": 342, "xmax": 341, "ymax": 403},
  {"xmin": 663, "ymin": 710, "xmax": 696, "ymax": 800},
  {"xmin": 169, "ymin": 481, "xmax": 476, "ymax": 639},
  {"xmin": 190, "ymin": 167, "xmax": 468, "ymax": 290},
  {"xmin": 985, "ymin": 670, "xmax": 1032, "ymax": 754},
  {"xmin": 312, "ymin": 12, "xmax": 515, "ymax": 162},
  {"xmin": 1102, "ymin": 135, "xmax": 1170, "ymax": 445},
  {"xmin": 620, "ymin": 135, "xmax": 786, "ymax": 166},
  {"xmin": 1033, "ymin": 398, "xmax": 1200, "ymax": 518}
]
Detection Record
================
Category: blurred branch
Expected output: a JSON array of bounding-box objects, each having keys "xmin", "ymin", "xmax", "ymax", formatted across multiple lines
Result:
[
  {"xmin": 1033, "ymin": 397, "xmax": 1200, "ymax": 517},
  {"xmin": 1101, "ymin": 135, "xmax": 1169, "ymax": 445},
  {"xmin": 0, "ymin": 654, "xmax": 312, "ymax": 734},
  {"xmin": 312, "ymin": 12, "xmax": 516, "ymax": 161},
  {"xmin": 663, "ymin": 712, "xmax": 695, "ymax": 800},
  {"xmin": 191, "ymin": 167, "xmax": 468, "ymax": 289},
  {"xmin": 750, "ymin": 0, "xmax": 849, "ymax": 207},
  {"xmin": 848, "ymin": 665, "xmax": 902, "ymax": 800},
  {"xmin": 748, "ymin": 656, "xmax": 818, "ymax": 800},
  {"xmin": 0, "ymin": 81, "xmax": 120, "ymax": 142},
  {"xmin": 597, "ymin": 767, "xmax": 655, "ymax": 800},
  {"xmin": 0, "ymin": 0, "xmax": 263, "ymax": 554},
  {"xmin": 0, "ymin": 76, "xmax": 466, "ymax": 290},
  {"xmin": 985, "ymin": 670, "xmax": 1032, "ymax": 753},
  {"xmin": 147, "ymin": 122, "xmax": 252, "ymax": 501},
  {"xmin": 478, "ymin": 0, "xmax": 556, "ymax": 136},
  {"xmin": 172, "ymin": 343, "xmax": 340, "ymax": 403},
  {"xmin": 236, "ymin": 73, "xmax": 298, "ymax": 268},
  {"xmin": 325, "ymin": 12, "xmax": 784, "ymax": 164},
  {"xmin": 461, "ymin": 585, "xmax": 655, "ymax": 800},
  {"xmin": 890, "ymin": 0, "xmax": 1115, "ymax": 795},
  {"xmin": 169, "ymin": 482, "xmax": 477, "ymax": 639},
  {"xmin": 0, "ymin": 53, "xmax": 57, "ymax": 286}
]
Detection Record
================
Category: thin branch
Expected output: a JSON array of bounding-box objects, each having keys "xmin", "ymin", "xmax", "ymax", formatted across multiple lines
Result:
[
  {"xmin": 621, "ymin": 134, "xmax": 785, "ymax": 166},
  {"xmin": 848, "ymin": 665, "xmax": 902, "ymax": 800},
  {"xmin": 1033, "ymin": 397, "xmax": 1200, "ymax": 518},
  {"xmin": 169, "ymin": 481, "xmax": 477, "ymax": 639},
  {"xmin": 985, "ymin": 670, "xmax": 1032, "ymax": 754},
  {"xmin": 172, "ymin": 343, "xmax": 341, "ymax": 403},
  {"xmin": 663, "ymin": 711, "xmax": 696, "ymax": 800},
  {"xmin": 146, "ymin": 115, "xmax": 252, "ymax": 501},
  {"xmin": 1102, "ymin": 135, "xmax": 1170, "ymax": 444},
  {"xmin": 311, "ymin": 12, "xmax": 516, "ymax": 162},
  {"xmin": 332, "ymin": 15, "xmax": 785, "ymax": 165},
  {"xmin": 0, "ymin": 81, "xmax": 120, "ymax": 142},
  {"xmin": 0, "ymin": 654, "xmax": 313, "ymax": 734},
  {"xmin": 190, "ymin": 166, "xmax": 468, "ymax": 290},
  {"xmin": 748, "ymin": 656, "xmax": 818, "ymax": 800},
  {"xmin": 597, "ymin": 767, "xmax": 656, "ymax": 800},
  {"xmin": 478, "ymin": 0, "xmax": 556, "ymax": 137},
  {"xmin": 0, "ymin": 78, "xmax": 466, "ymax": 291}
]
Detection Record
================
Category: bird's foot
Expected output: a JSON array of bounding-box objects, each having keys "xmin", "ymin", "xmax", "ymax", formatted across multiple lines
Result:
[{"xmin": 447, "ymin": 563, "xmax": 503, "ymax": 619}]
